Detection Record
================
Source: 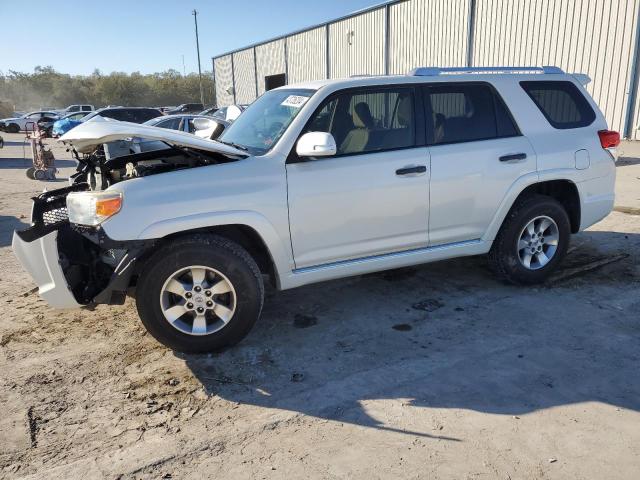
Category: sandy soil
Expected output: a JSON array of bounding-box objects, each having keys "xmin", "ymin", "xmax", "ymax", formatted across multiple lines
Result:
[{"xmin": 0, "ymin": 132, "xmax": 639, "ymax": 479}]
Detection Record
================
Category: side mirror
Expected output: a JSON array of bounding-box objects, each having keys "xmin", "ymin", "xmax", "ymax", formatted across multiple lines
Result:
[
  {"xmin": 192, "ymin": 118, "xmax": 214, "ymax": 131},
  {"xmin": 296, "ymin": 132, "xmax": 337, "ymax": 158}
]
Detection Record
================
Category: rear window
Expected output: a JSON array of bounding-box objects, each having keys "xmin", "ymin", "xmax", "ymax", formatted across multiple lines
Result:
[{"xmin": 520, "ymin": 81, "xmax": 595, "ymax": 129}]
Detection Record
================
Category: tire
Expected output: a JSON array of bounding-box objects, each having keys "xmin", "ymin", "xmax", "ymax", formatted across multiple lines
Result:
[
  {"xmin": 7, "ymin": 123, "xmax": 19, "ymax": 133},
  {"xmin": 25, "ymin": 167, "xmax": 35, "ymax": 179},
  {"xmin": 488, "ymin": 194, "xmax": 570, "ymax": 285},
  {"xmin": 136, "ymin": 234, "xmax": 264, "ymax": 353}
]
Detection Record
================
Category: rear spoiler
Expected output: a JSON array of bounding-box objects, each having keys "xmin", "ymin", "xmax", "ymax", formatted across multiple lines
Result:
[{"xmin": 571, "ymin": 73, "xmax": 591, "ymax": 86}]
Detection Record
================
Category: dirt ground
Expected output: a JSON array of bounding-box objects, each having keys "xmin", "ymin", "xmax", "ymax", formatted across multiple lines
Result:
[{"xmin": 0, "ymin": 131, "xmax": 639, "ymax": 479}]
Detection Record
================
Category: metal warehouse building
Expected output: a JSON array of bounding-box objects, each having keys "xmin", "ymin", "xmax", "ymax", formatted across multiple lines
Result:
[{"xmin": 212, "ymin": 0, "xmax": 640, "ymax": 138}]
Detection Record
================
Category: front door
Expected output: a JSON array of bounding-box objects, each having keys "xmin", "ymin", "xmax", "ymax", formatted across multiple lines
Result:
[{"xmin": 286, "ymin": 86, "xmax": 430, "ymax": 269}]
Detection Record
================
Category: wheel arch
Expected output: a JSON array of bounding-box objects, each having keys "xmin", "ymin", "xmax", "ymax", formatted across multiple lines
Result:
[
  {"xmin": 133, "ymin": 222, "xmax": 286, "ymax": 290},
  {"xmin": 484, "ymin": 177, "xmax": 581, "ymax": 242},
  {"xmin": 514, "ymin": 180, "xmax": 580, "ymax": 233}
]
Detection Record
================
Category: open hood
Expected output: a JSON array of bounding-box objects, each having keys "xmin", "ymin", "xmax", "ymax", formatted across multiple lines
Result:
[{"xmin": 59, "ymin": 120, "xmax": 247, "ymax": 157}]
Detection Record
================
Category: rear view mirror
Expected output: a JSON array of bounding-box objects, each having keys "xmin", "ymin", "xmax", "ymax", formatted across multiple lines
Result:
[{"xmin": 296, "ymin": 132, "xmax": 337, "ymax": 158}]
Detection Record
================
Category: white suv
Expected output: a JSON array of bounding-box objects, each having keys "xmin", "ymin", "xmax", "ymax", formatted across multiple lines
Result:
[{"xmin": 12, "ymin": 66, "xmax": 619, "ymax": 352}]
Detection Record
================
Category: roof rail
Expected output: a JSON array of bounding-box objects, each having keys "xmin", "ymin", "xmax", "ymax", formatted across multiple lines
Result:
[{"xmin": 408, "ymin": 66, "xmax": 564, "ymax": 76}]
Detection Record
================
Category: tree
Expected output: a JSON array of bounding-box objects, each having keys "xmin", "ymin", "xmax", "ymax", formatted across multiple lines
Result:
[{"xmin": 0, "ymin": 67, "xmax": 216, "ymax": 111}]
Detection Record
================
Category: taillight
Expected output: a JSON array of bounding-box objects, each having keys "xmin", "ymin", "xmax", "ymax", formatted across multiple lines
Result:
[{"xmin": 598, "ymin": 130, "xmax": 620, "ymax": 149}]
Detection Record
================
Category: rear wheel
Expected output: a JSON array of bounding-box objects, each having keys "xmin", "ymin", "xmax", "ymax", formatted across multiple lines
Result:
[
  {"xmin": 7, "ymin": 123, "xmax": 19, "ymax": 133},
  {"xmin": 25, "ymin": 167, "xmax": 35, "ymax": 179},
  {"xmin": 488, "ymin": 194, "xmax": 570, "ymax": 285},
  {"xmin": 136, "ymin": 235, "xmax": 264, "ymax": 353}
]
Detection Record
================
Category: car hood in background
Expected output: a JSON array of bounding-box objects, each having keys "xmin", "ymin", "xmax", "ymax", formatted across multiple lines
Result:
[{"xmin": 59, "ymin": 120, "xmax": 247, "ymax": 157}]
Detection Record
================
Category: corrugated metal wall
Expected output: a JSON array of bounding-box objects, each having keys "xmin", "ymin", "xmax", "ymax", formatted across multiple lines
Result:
[
  {"xmin": 256, "ymin": 40, "xmax": 287, "ymax": 95},
  {"xmin": 232, "ymin": 49, "xmax": 257, "ymax": 105},
  {"xmin": 328, "ymin": 8, "xmax": 385, "ymax": 78},
  {"xmin": 212, "ymin": 0, "xmax": 640, "ymax": 137},
  {"xmin": 213, "ymin": 55, "xmax": 234, "ymax": 108},
  {"xmin": 473, "ymin": 0, "xmax": 640, "ymax": 135},
  {"xmin": 388, "ymin": 0, "xmax": 470, "ymax": 74},
  {"xmin": 287, "ymin": 27, "xmax": 327, "ymax": 84}
]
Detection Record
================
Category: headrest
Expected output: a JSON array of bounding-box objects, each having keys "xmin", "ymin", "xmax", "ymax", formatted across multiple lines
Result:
[{"xmin": 353, "ymin": 102, "xmax": 374, "ymax": 128}]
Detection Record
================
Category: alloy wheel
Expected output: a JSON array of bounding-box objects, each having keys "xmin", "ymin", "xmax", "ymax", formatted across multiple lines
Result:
[
  {"xmin": 159, "ymin": 265, "xmax": 237, "ymax": 336},
  {"xmin": 517, "ymin": 215, "xmax": 560, "ymax": 270}
]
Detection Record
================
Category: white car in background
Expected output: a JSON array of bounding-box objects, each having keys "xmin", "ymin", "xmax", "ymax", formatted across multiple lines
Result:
[
  {"xmin": 206, "ymin": 104, "xmax": 245, "ymax": 122},
  {"xmin": 0, "ymin": 111, "xmax": 60, "ymax": 133},
  {"xmin": 106, "ymin": 114, "xmax": 218, "ymax": 158}
]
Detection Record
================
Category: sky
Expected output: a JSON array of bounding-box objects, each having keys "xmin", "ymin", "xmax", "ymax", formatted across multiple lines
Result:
[{"xmin": 0, "ymin": 0, "xmax": 379, "ymax": 76}]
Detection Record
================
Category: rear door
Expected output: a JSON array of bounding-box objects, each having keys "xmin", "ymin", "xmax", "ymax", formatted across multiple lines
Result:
[
  {"xmin": 286, "ymin": 86, "xmax": 430, "ymax": 269},
  {"xmin": 424, "ymin": 82, "xmax": 536, "ymax": 246}
]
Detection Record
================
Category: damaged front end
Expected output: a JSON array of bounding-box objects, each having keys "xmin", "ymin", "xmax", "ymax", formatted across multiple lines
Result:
[
  {"xmin": 13, "ymin": 183, "xmax": 153, "ymax": 308},
  {"xmin": 13, "ymin": 121, "xmax": 248, "ymax": 309}
]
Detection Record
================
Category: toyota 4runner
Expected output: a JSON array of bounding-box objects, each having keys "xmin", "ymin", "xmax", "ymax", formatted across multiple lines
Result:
[{"xmin": 12, "ymin": 66, "xmax": 619, "ymax": 352}]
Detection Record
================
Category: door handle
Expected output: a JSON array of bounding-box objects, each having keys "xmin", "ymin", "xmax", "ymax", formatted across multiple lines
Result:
[
  {"xmin": 396, "ymin": 165, "xmax": 427, "ymax": 176},
  {"xmin": 499, "ymin": 153, "xmax": 527, "ymax": 162}
]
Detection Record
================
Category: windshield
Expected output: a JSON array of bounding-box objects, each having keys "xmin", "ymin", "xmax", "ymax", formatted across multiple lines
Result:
[{"xmin": 218, "ymin": 88, "xmax": 315, "ymax": 155}]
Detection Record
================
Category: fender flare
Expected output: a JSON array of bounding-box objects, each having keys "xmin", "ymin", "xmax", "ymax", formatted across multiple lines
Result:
[
  {"xmin": 136, "ymin": 210, "xmax": 293, "ymax": 282},
  {"xmin": 482, "ymin": 170, "xmax": 580, "ymax": 242}
]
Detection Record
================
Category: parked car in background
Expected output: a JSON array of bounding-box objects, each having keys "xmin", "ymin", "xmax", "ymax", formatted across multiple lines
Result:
[
  {"xmin": 128, "ymin": 114, "xmax": 220, "ymax": 153},
  {"xmin": 0, "ymin": 111, "xmax": 60, "ymax": 133},
  {"xmin": 199, "ymin": 106, "xmax": 218, "ymax": 116},
  {"xmin": 206, "ymin": 104, "xmax": 245, "ymax": 122},
  {"xmin": 165, "ymin": 103, "xmax": 204, "ymax": 115},
  {"xmin": 58, "ymin": 104, "xmax": 94, "ymax": 114},
  {"xmin": 52, "ymin": 111, "xmax": 92, "ymax": 137},
  {"xmin": 55, "ymin": 107, "xmax": 164, "ymax": 135}
]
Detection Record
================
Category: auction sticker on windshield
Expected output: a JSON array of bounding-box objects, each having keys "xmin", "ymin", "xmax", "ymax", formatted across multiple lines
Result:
[{"xmin": 281, "ymin": 95, "xmax": 309, "ymax": 108}]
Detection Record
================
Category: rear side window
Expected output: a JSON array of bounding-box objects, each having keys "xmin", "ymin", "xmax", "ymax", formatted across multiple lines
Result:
[
  {"xmin": 425, "ymin": 83, "xmax": 519, "ymax": 145},
  {"xmin": 520, "ymin": 81, "xmax": 595, "ymax": 129}
]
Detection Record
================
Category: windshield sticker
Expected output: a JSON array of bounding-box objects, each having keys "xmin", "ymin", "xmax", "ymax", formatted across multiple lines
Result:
[{"xmin": 281, "ymin": 95, "xmax": 309, "ymax": 108}]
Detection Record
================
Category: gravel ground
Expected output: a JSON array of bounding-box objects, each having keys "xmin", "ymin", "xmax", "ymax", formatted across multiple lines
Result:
[{"xmin": 0, "ymin": 132, "xmax": 639, "ymax": 479}]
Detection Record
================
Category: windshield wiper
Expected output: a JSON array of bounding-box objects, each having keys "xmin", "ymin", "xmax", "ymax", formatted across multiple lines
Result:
[{"xmin": 218, "ymin": 140, "xmax": 248, "ymax": 151}]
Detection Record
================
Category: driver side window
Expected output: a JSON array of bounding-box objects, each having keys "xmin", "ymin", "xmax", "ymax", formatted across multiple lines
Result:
[{"xmin": 307, "ymin": 88, "xmax": 416, "ymax": 156}]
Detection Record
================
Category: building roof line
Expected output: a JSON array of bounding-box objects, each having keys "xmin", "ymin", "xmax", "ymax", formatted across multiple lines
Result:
[{"xmin": 211, "ymin": 0, "xmax": 408, "ymax": 61}]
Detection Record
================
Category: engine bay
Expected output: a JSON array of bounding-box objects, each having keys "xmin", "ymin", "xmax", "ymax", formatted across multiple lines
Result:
[{"xmin": 70, "ymin": 144, "xmax": 239, "ymax": 190}]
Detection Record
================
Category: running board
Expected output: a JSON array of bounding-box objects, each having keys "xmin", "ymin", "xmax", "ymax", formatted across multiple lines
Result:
[{"xmin": 279, "ymin": 239, "xmax": 489, "ymax": 290}]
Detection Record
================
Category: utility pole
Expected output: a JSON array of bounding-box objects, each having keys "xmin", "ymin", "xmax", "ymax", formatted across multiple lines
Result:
[
  {"xmin": 181, "ymin": 54, "xmax": 186, "ymax": 76},
  {"xmin": 192, "ymin": 9, "xmax": 205, "ymax": 106}
]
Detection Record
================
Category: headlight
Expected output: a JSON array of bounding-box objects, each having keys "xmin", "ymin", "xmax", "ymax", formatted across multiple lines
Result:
[{"xmin": 67, "ymin": 191, "xmax": 122, "ymax": 226}]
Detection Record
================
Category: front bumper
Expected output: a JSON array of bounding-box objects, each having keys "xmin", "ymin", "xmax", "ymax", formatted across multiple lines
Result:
[
  {"xmin": 12, "ymin": 184, "xmax": 152, "ymax": 309},
  {"xmin": 12, "ymin": 230, "xmax": 81, "ymax": 308}
]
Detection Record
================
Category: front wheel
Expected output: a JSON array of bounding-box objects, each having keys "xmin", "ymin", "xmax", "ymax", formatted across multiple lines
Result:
[
  {"xmin": 488, "ymin": 194, "xmax": 571, "ymax": 285},
  {"xmin": 136, "ymin": 235, "xmax": 264, "ymax": 353}
]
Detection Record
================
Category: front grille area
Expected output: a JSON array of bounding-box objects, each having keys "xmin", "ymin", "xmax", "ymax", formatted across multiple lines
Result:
[
  {"xmin": 16, "ymin": 183, "xmax": 89, "ymax": 243},
  {"xmin": 42, "ymin": 207, "xmax": 69, "ymax": 226}
]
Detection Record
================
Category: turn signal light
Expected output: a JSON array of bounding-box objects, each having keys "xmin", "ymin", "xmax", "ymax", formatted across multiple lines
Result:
[{"xmin": 96, "ymin": 196, "xmax": 122, "ymax": 217}]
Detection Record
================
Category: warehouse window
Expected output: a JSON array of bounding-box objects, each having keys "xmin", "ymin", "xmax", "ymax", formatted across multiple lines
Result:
[
  {"xmin": 520, "ymin": 81, "xmax": 595, "ymax": 129},
  {"xmin": 306, "ymin": 88, "xmax": 416, "ymax": 156},
  {"xmin": 265, "ymin": 73, "xmax": 286, "ymax": 91},
  {"xmin": 425, "ymin": 83, "xmax": 519, "ymax": 145}
]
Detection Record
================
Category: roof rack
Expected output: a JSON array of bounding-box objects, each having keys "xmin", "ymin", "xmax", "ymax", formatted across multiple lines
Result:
[{"xmin": 408, "ymin": 66, "xmax": 564, "ymax": 76}]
